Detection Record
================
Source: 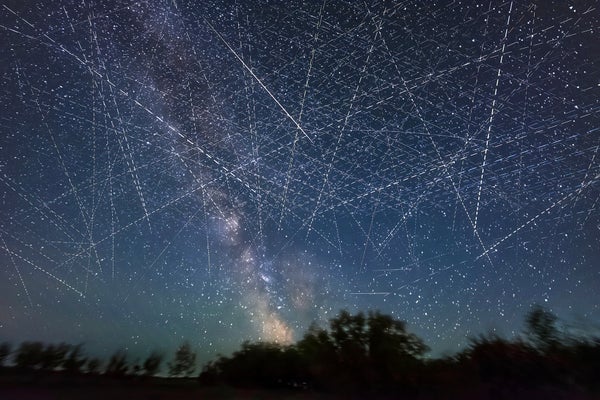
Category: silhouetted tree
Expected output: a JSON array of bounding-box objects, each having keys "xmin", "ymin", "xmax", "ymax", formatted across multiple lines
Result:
[
  {"xmin": 296, "ymin": 322, "xmax": 337, "ymax": 388},
  {"xmin": 40, "ymin": 343, "xmax": 70, "ymax": 371},
  {"xmin": 0, "ymin": 342, "xmax": 11, "ymax": 367},
  {"xmin": 368, "ymin": 311, "xmax": 429, "ymax": 358},
  {"xmin": 331, "ymin": 310, "xmax": 368, "ymax": 367},
  {"xmin": 168, "ymin": 341, "xmax": 196, "ymax": 377},
  {"xmin": 105, "ymin": 349, "xmax": 129, "ymax": 377},
  {"xmin": 62, "ymin": 344, "xmax": 86, "ymax": 374},
  {"xmin": 296, "ymin": 310, "xmax": 429, "ymax": 390},
  {"xmin": 326, "ymin": 310, "xmax": 370, "ymax": 388},
  {"xmin": 367, "ymin": 310, "xmax": 429, "ymax": 386},
  {"xmin": 14, "ymin": 341, "xmax": 44, "ymax": 369},
  {"xmin": 142, "ymin": 350, "xmax": 164, "ymax": 376},
  {"xmin": 211, "ymin": 341, "xmax": 304, "ymax": 388},
  {"xmin": 466, "ymin": 333, "xmax": 537, "ymax": 384},
  {"xmin": 525, "ymin": 304, "xmax": 560, "ymax": 352},
  {"xmin": 85, "ymin": 357, "xmax": 102, "ymax": 374}
]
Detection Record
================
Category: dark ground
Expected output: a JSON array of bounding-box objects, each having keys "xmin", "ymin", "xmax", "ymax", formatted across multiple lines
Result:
[
  {"xmin": 1, "ymin": 363, "xmax": 599, "ymax": 400},
  {"xmin": 1, "ymin": 378, "xmax": 598, "ymax": 400}
]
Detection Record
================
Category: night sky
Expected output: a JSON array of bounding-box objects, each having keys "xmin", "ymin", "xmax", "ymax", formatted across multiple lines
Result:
[{"xmin": 0, "ymin": 0, "xmax": 599, "ymax": 364}]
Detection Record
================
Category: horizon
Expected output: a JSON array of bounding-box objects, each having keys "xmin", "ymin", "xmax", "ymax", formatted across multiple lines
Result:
[{"xmin": 2, "ymin": 302, "xmax": 597, "ymax": 370}]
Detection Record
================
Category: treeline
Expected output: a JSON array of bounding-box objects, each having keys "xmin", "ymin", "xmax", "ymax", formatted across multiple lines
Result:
[
  {"xmin": 1, "ymin": 305, "xmax": 599, "ymax": 398},
  {"xmin": 199, "ymin": 306, "xmax": 600, "ymax": 397},
  {"xmin": 0, "ymin": 340, "xmax": 196, "ymax": 378}
]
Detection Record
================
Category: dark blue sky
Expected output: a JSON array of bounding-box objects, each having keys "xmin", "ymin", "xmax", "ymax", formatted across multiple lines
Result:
[{"xmin": 0, "ymin": 0, "xmax": 599, "ymax": 363}]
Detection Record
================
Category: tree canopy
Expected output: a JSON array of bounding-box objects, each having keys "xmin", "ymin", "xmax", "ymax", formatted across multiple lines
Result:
[{"xmin": 201, "ymin": 309, "xmax": 429, "ymax": 391}]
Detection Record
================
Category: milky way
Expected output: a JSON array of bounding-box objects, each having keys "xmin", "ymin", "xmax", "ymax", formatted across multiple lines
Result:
[{"xmin": 0, "ymin": 0, "xmax": 599, "ymax": 361}]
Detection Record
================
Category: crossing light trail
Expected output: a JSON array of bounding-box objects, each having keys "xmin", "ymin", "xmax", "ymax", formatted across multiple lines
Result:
[
  {"xmin": 0, "ymin": 0, "xmax": 597, "ymax": 357},
  {"xmin": 203, "ymin": 16, "xmax": 313, "ymax": 144}
]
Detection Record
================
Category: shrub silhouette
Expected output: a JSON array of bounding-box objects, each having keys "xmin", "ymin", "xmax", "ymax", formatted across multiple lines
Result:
[
  {"xmin": 62, "ymin": 344, "xmax": 86, "ymax": 374},
  {"xmin": 366, "ymin": 310, "xmax": 429, "ymax": 387},
  {"xmin": 465, "ymin": 333, "xmax": 539, "ymax": 385},
  {"xmin": 453, "ymin": 305, "xmax": 600, "ymax": 395},
  {"xmin": 142, "ymin": 350, "xmax": 163, "ymax": 376},
  {"xmin": 105, "ymin": 349, "xmax": 129, "ymax": 377},
  {"xmin": 568, "ymin": 337, "xmax": 600, "ymax": 390},
  {"xmin": 168, "ymin": 341, "xmax": 196, "ymax": 377},
  {"xmin": 0, "ymin": 342, "xmax": 12, "ymax": 367},
  {"xmin": 14, "ymin": 341, "xmax": 45, "ymax": 369},
  {"xmin": 85, "ymin": 357, "xmax": 102, "ymax": 374},
  {"xmin": 40, "ymin": 343, "xmax": 70, "ymax": 371},
  {"xmin": 209, "ymin": 341, "xmax": 305, "ymax": 388},
  {"xmin": 525, "ymin": 304, "xmax": 560, "ymax": 352}
]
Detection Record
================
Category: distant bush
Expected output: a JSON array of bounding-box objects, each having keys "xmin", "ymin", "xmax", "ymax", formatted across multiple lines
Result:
[
  {"xmin": 14, "ymin": 341, "xmax": 45, "ymax": 370},
  {"xmin": 168, "ymin": 341, "xmax": 196, "ymax": 377},
  {"xmin": 0, "ymin": 342, "xmax": 12, "ymax": 367},
  {"xmin": 105, "ymin": 349, "xmax": 129, "ymax": 377},
  {"xmin": 142, "ymin": 350, "xmax": 163, "ymax": 376}
]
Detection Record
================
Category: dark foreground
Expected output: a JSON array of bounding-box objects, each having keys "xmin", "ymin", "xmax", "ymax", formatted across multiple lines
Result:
[
  {"xmin": 1, "ymin": 374, "xmax": 598, "ymax": 400},
  {"xmin": 1, "ymin": 387, "xmax": 598, "ymax": 400}
]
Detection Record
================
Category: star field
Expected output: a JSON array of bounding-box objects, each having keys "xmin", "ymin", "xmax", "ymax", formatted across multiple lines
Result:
[{"xmin": 0, "ymin": 0, "xmax": 599, "ymax": 361}]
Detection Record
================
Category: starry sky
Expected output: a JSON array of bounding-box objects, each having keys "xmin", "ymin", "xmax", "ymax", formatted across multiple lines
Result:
[{"xmin": 0, "ymin": 0, "xmax": 599, "ymax": 363}]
